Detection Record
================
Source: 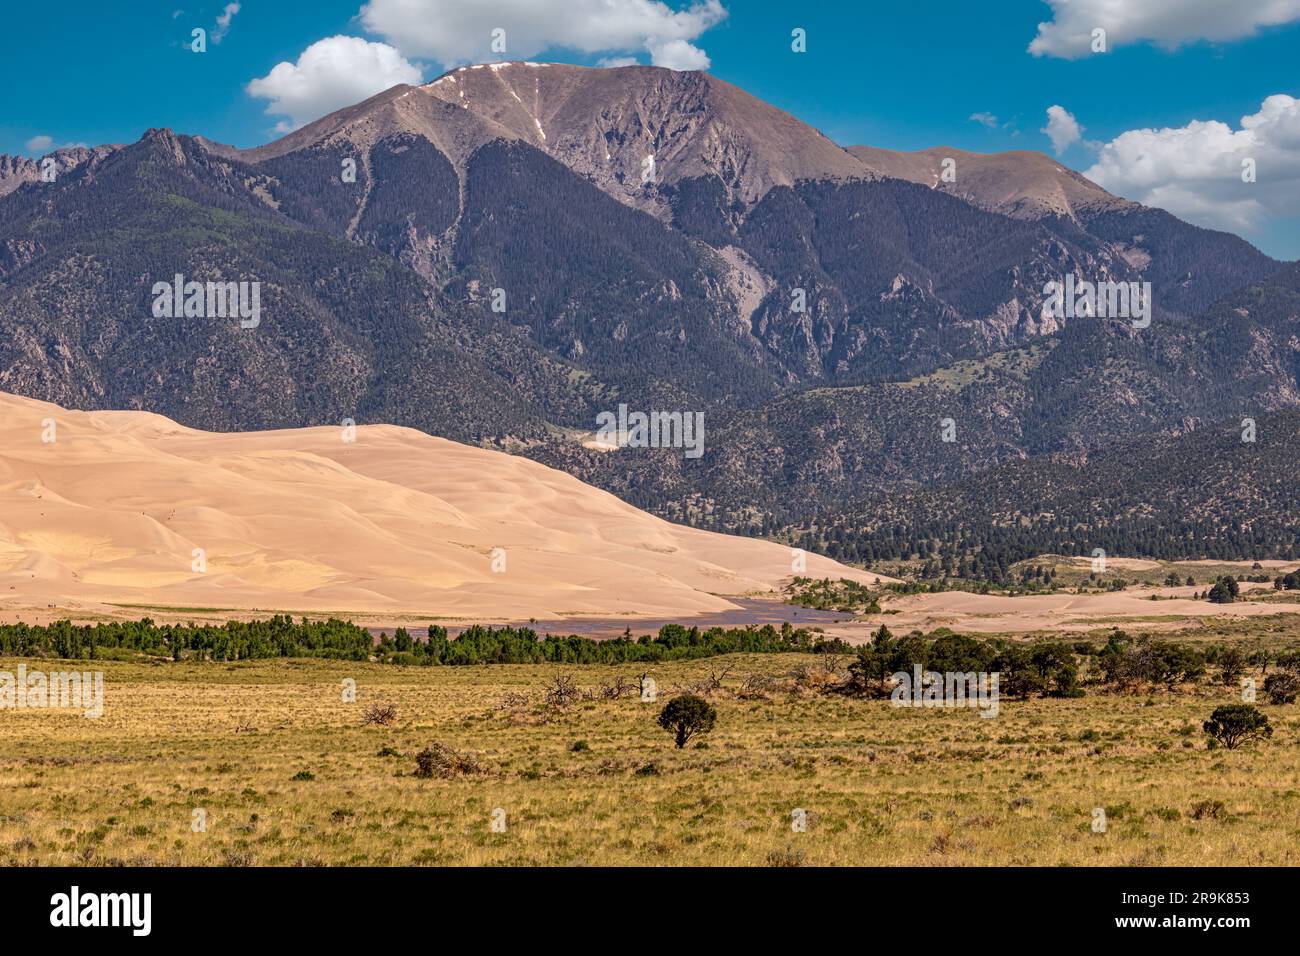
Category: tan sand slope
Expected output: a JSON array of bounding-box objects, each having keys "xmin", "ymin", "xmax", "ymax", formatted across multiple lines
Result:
[{"xmin": 0, "ymin": 391, "xmax": 889, "ymax": 620}]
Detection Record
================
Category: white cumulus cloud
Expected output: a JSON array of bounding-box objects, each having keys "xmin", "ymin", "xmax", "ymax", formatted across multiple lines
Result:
[
  {"xmin": 645, "ymin": 37, "xmax": 711, "ymax": 70},
  {"xmin": 246, "ymin": 35, "xmax": 423, "ymax": 132},
  {"xmin": 1084, "ymin": 94, "xmax": 1300, "ymax": 234},
  {"xmin": 22, "ymin": 134, "xmax": 87, "ymax": 155},
  {"xmin": 1041, "ymin": 105, "xmax": 1083, "ymax": 155},
  {"xmin": 358, "ymin": 0, "xmax": 727, "ymax": 70},
  {"xmin": 1029, "ymin": 0, "xmax": 1300, "ymax": 58}
]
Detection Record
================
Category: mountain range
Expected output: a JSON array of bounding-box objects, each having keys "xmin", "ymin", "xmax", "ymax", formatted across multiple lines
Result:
[{"xmin": 2, "ymin": 62, "xmax": 1296, "ymax": 568}]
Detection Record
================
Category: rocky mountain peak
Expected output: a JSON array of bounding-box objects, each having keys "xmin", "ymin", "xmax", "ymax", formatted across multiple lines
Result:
[
  {"xmin": 0, "ymin": 145, "xmax": 119, "ymax": 197},
  {"xmin": 425, "ymin": 62, "xmax": 869, "ymax": 213}
]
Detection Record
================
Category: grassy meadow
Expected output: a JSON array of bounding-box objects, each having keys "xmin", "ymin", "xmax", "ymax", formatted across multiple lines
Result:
[{"xmin": 2, "ymin": 645, "xmax": 1298, "ymax": 866}]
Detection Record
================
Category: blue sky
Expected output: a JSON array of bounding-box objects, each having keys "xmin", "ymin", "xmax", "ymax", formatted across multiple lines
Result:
[{"xmin": 3, "ymin": 1, "xmax": 1298, "ymax": 258}]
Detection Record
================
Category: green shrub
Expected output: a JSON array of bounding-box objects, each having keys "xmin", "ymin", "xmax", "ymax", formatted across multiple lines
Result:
[{"xmin": 1202, "ymin": 705, "xmax": 1273, "ymax": 750}]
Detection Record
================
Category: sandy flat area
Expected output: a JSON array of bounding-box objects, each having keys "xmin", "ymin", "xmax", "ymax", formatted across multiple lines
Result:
[
  {"xmin": 0, "ymin": 391, "xmax": 891, "ymax": 623},
  {"xmin": 1062, "ymin": 556, "xmax": 1162, "ymax": 572},
  {"xmin": 1059, "ymin": 556, "xmax": 1295, "ymax": 573},
  {"xmin": 821, "ymin": 581, "xmax": 1300, "ymax": 639}
]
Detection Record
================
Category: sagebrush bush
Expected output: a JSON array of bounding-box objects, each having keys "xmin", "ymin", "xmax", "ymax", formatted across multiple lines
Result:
[
  {"xmin": 414, "ymin": 743, "xmax": 479, "ymax": 778},
  {"xmin": 1263, "ymin": 672, "xmax": 1299, "ymax": 705}
]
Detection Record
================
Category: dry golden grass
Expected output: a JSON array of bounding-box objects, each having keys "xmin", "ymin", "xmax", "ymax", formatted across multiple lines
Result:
[{"xmin": 1, "ymin": 653, "xmax": 1297, "ymax": 866}]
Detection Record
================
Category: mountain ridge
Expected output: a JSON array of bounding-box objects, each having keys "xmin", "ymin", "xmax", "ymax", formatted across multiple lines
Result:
[
  {"xmin": 846, "ymin": 144, "xmax": 1131, "ymax": 221},
  {"xmin": 0, "ymin": 62, "xmax": 1293, "ymax": 553}
]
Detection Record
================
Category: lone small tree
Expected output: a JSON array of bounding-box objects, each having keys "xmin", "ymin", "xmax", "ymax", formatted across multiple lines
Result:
[
  {"xmin": 1206, "ymin": 576, "xmax": 1240, "ymax": 604},
  {"xmin": 1202, "ymin": 704, "xmax": 1273, "ymax": 750},
  {"xmin": 657, "ymin": 694, "xmax": 716, "ymax": 749}
]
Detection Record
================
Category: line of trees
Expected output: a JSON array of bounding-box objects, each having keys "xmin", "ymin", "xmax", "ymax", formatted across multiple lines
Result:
[
  {"xmin": 8, "ymin": 618, "xmax": 1300, "ymax": 689},
  {"xmin": 379, "ymin": 622, "xmax": 855, "ymax": 666},
  {"xmin": 840, "ymin": 626, "xmax": 1082, "ymax": 699},
  {"xmin": 0, "ymin": 616, "xmax": 372, "ymax": 661},
  {"xmin": 838, "ymin": 626, "xmax": 1300, "ymax": 700}
]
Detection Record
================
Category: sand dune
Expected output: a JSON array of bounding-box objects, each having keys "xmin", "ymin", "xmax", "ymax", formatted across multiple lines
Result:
[{"xmin": 0, "ymin": 391, "xmax": 889, "ymax": 621}]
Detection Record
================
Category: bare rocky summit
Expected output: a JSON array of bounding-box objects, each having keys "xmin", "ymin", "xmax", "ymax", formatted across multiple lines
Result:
[
  {"xmin": 0, "ymin": 145, "xmax": 119, "ymax": 198},
  {"xmin": 847, "ymin": 145, "xmax": 1130, "ymax": 220},
  {"xmin": 420, "ymin": 61, "xmax": 871, "ymax": 216}
]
